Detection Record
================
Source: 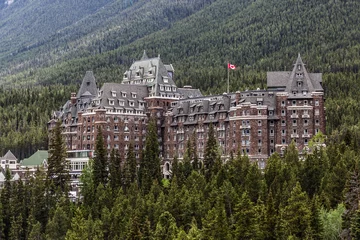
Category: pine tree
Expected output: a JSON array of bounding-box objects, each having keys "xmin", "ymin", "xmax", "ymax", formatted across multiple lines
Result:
[
  {"xmin": 28, "ymin": 168, "xmax": 49, "ymax": 232},
  {"xmin": 203, "ymin": 123, "xmax": 220, "ymax": 181},
  {"xmin": 45, "ymin": 201, "xmax": 70, "ymax": 240},
  {"xmin": 80, "ymin": 159, "xmax": 95, "ymax": 212},
  {"xmin": 28, "ymin": 221, "xmax": 44, "ymax": 240},
  {"xmin": 65, "ymin": 208, "xmax": 88, "ymax": 240},
  {"xmin": 244, "ymin": 162, "xmax": 264, "ymax": 203},
  {"xmin": 154, "ymin": 211, "xmax": 179, "ymax": 240},
  {"xmin": 234, "ymin": 192, "xmax": 261, "ymax": 239},
  {"xmin": 139, "ymin": 118, "xmax": 161, "ymax": 194},
  {"xmin": 126, "ymin": 211, "xmax": 142, "ymax": 240},
  {"xmin": 282, "ymin": 182, "xmax": 312, "ymax": 239},
  {"xmin": 1, "ymin": 167, "xmax": 12, "ymax": 239},
  {"xmin": 123, "ymin": 142, "xmax": 137, "ymax": 191},
  {"xmin": 93, "ymin": 126, "xmax": 108, "ymax": 187},
  {"xmin": 342, "ymin": 169, "xmax": 360, "ymax": 239},
  {"xmin": 109, "ymin": 148, "xmax": 122, "ymax": 191},
  {"xmin": 47, "ymin": 120, "xmax": 69, "ymax": 193},
  {"xmin": 202, "ymin": 199, "xmax": 231, "ymax": 239}
]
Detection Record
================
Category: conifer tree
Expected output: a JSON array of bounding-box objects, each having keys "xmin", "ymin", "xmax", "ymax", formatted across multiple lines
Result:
[
  {"xmin": 139, "ymin": 119, "xmax": 161, "ymax": 194},
  {"xmin": 109, "ymin": 148, "xmax": 122, "ymax": 191},
  {"xmin": 202, "ymin": 199, "xmax": 231, "ymax": 240},
  {"xmin": 65, "ymin": 208, "xmax": 88, "ymax": 240},
  {"xmin": 1, "ymin": 167, "xmax": 12, "ymax": 239},
  {"xmin": 282, "ymin": 182, "xmax": 312, "ymax": 239},
  {"xmin": 47, "ymin": 120, "xmax": 69, "ymax": 193},
  {"xmin": 322, "ymin": 156, "xmax": 348, "ymax": 208},
  {"xmin": 341, "ymin": 169, "xmax": 360, "ymax": 239},
  {"xmin": 154, "ymin": 211, "xmax": 179, "ymax": 240},
  {"xmin": 29, "ymin": 168, "xmax": 48, "ymax": 232},
  {"xmin": 80, "ymin": 159, "xmax": 95, "ymax": 211},
  {"xmin": 203, "ymin": 123, "xmax": 220, "ymax": 181},
  {"xmin": 234, "ymin": 192, "xmax": 261, "ymax": 239},
  {"xmin": 244, "ymin": 162, "xmax": 265, "ymax": 203},
  {"xmin": 45, "ymin": 201, "xmax": 70, "ymax": 240},
  {"xmin": 123, "ymin": 142, "xmax": 137, "ymax": 191},
  {"xmin": 126, "ymin": 211, "xmax": 142, "ymax": 240},
  {"xmin": 27, "ymin": 221, "xmax": 44, "ymax": 240},
  {"xmin": 93, "ymin": 126, "xmax": 108, "ymax": 187}
]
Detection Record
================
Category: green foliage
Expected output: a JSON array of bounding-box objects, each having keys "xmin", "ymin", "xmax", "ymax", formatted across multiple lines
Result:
[
  {"xmin": 93, "ymin": 127, "xmax": 108, "ymax": 187},
  {"xmin": 320, "ymin": 203, "xmax": 345, "ymax": 240},
  {"xmin": 47, "ymin": 120, "xmax": 70, "ymax": 193},
  {"xmin": 203, "ymin": 124, "xmax": 220, "ymax": 181},
  {"xmin": 139, "ymin": 118, "xmax": 161, "ymax": 194}
]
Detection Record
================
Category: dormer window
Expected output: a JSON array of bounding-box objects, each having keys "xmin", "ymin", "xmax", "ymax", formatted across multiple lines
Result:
[
  {"xmin": 298, "ymin": 64, "xmax": 301, "ymax": 71},
  {"xmin": 149, "ymin": 71, "xmax": 152, "ymax": 75},
  {"xmin": 160, "ymin": 85, "xmax": 164, "ymax": 91},
  {"xmin": 112, "ymin": 91, "xmax": 116, "ymax": 97},
  {"xmin": 298, "ymin": 82, "xmax": 302, "ymax": 87},
  {"xmin": 122, "ymin": 92, "xmax": 126, "ymax": 97},
  {"xmin": 119, "ymin": 100, "xmax": 125, "ymax": 106},
  {"xmin": 124, "ymin": 74, "xmax": 128, "ymax": 79},
  {"xmin": 136, "ymin": 72, "xmax": 140, "ymax": 77},
  {"xmin": 163, "ymin": 77, "xmax": 169, "ymax": 83},
  {"xmin": 109, "ymin": 99, "xmax": 114, "ymax": 105},
  {"xmin": 129, "ymin": 101, "xmax": 135, "ymax": 107},
  {"xmin": 172, "ymin": 87, "xmax": 176, "ymax": 91},
  {"xmin": 131, "ymin": 92, "xmax": 137, "ymax": 98}
]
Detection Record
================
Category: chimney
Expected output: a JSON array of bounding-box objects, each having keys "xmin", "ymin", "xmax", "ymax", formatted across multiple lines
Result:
[
  {"xmin": 71, "ymin": 92, "xmax": 76, "ymax": 104},
  {"xmin": 235, "ymin": 91, "xmax": 241, "ymax": 105}
]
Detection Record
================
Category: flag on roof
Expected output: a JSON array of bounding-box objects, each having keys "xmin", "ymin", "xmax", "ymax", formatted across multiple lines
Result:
[{"xmin": 228, "ymin": 63, "xmax": 236, "ymax": 70}]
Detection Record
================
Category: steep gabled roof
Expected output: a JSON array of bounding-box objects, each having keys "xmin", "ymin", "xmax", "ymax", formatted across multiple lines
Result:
[
  {"xmin": 267, "ymin": 54, "xmax": 323, "ymax": 95},
  {"xmin": 2, "ymin": 150, "xmax": 17, "ymax": 161},
  {"xmin": 122, "ymin": 52, "xmax": 179, "ymax": 98},
  {"xmin": 77, "ymin": 71, "xmax": 98, "ymax": 98}
]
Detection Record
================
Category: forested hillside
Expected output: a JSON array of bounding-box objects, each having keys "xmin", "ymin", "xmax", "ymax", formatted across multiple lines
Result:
[{"xmin": 0, "ymin": 0, "xmax": 360, "ymax": 155}]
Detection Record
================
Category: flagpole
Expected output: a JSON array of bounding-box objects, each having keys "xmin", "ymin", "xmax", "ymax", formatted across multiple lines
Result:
[{"xmin": 227, "ymin": 62, "xmax": 229, "ymax": 93}]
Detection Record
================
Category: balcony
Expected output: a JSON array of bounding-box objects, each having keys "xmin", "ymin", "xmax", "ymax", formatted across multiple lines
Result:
[
  {"xmin": 291, "ymin": 114, "xmax": 299, "ymax": 119},
  {"xmin": 176, "ymin": 129, "xmax": 185, "ymax": 134},
  {"xmin": 302, "ymin": 114, "xmax": 310, "ymax": 118},
  {"xmin": 240, "ymin": 125, "xmax": 251, "ymax": 129},
  {"xmin": 302, "ymin": 134, "xmax": 311, "ymax": 138},
  {"xmin": 196, "ymin": 128, "xmax": 204, "ymax": 133},
  {"xmin": 291, "ymin": 134, "xmax": 299, "ymax": 138},
  {"xmin": 217, "ymin": 127, "xmax": 226, "ymax": 131}
]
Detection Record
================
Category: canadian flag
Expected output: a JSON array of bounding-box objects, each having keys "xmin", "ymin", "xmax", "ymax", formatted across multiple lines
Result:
[{"xmin": 228, "ymin": 63, "xmax": 236, "ymax": 70}]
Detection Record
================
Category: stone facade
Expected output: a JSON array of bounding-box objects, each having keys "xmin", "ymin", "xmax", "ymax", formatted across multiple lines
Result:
[{"xmin": 49, "ymin": 53, "xmax": 325, "ymax": 177}]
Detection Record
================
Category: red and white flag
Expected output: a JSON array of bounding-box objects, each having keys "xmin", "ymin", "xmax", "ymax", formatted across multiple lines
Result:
[{"xmin": 228, "ymin": 63, "xmax": 236, "ymax": 70}]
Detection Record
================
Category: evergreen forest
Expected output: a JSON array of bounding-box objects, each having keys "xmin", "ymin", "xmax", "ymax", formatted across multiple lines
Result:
[{"xmin": 1, "ymin": 120, "xmax": 360, "ymax": 239}]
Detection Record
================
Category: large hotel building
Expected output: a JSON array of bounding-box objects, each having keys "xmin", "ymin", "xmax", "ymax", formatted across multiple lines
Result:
[{"xmin": 49, "ymin": 52, "xmax": 325, "ymax": 178}]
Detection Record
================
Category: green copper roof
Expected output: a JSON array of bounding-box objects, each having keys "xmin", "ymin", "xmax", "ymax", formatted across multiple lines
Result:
[{"xmin": 21, "ymin": 150, "xmax": 48, "ymax": 167}]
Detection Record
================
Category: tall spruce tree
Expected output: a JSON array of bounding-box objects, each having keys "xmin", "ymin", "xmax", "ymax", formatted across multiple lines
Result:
[
  {"xmin": 109, "ymin": 148, "xmax": 122, "ymax": 191},
  {"xmin": 47, "ymin": 120, "xmax": 69, "ymax": 193},
  {"xmin": 203, "ymin": 123, "xmax": 220, "ymax": 181},
  {"xmin": 281, "ymin": 182, "xmax": 312, "ymax": 239},
  {"xmin": 93, "ymin": 126, "xmax": 108, "ymax": 187},
  {"xmin": 1, "ymin": 168, "xmax": 12, "ymax": 239},
  {"xmin": 139, "ymin": 119, "xmax": 161, "ymax": 193},
  {"xmin": 123, "ymin": 142, "xmax": 137, "ymax": 191},
  {"xmin": 341, "ymin": 169, "xmax": 360, "ymax": 239}
]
